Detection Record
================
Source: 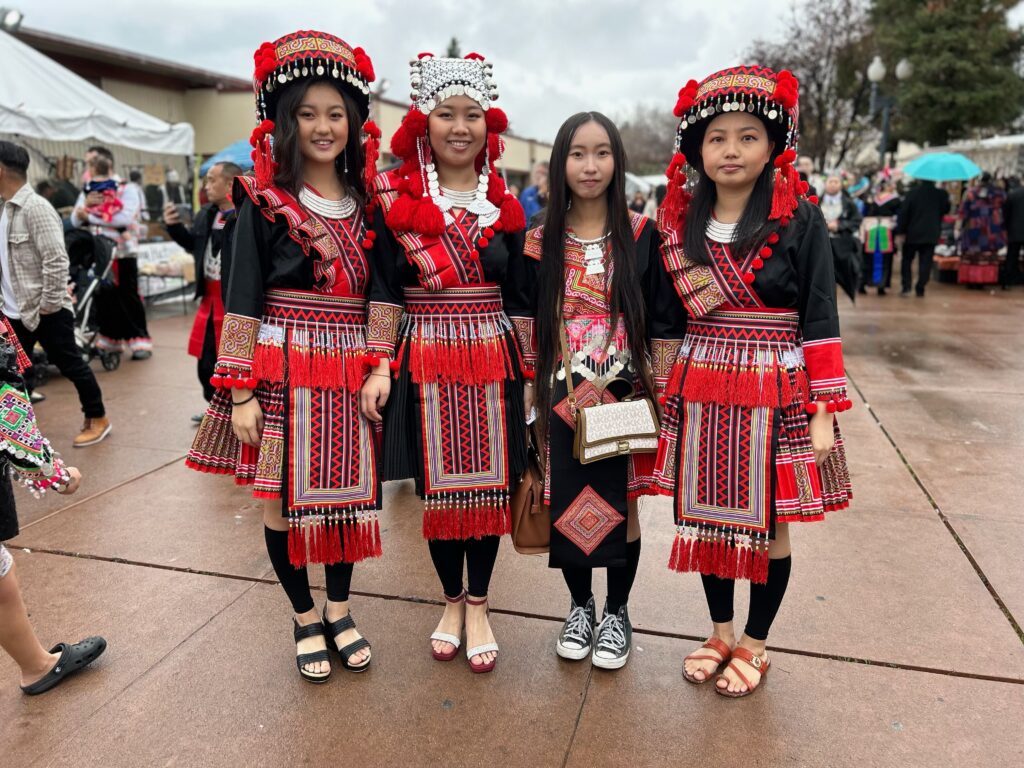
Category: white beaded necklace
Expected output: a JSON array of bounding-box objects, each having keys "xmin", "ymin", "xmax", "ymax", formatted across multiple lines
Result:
[
  {"xmin": 706, "ymin": 218, "xmax": 739, "ymax": 243},
  {"xmin": 299, "ymin": 187, "xmax": 356, "ymax": 220}
]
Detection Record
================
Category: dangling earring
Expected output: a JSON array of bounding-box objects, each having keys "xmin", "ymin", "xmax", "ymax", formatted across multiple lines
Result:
[
  {"xmin": 342, "ymin": 148, "xmax": 349, "ymax": 175},
  {"xmin": 567, "ymin": 197, "xmax": 573, "ymax": 211}
]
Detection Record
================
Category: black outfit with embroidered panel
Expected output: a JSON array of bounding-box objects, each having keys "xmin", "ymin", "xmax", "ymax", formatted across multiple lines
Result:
[
  {"xmin": 367, "ymin": 171, "xmax": 529, "ymax": 540},
  {"xmin": 187, "ymin": 178, "xmax": 383, "ymax": 566},
  {"xmin": 517, "ymin": 213, "xmax": 685, "ymax": 569},
  {"xmin": 656, "ymin": 66, "xmax": 853, "ymax": 587}
]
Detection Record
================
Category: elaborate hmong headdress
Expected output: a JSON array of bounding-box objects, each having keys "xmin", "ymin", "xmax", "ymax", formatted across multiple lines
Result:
[
  {"xmin": 661, "ymin": 65, "xmax": 809, "ymax": 238},
  {"xmin": 385, "ymin": 52, "xmax": 524, "ymax": 237},
  {"xmin": 248, "ymin": 30, "xmax": 381, "ymax": 192}
]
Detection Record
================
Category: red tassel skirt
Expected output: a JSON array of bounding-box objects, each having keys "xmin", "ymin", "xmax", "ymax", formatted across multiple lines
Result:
[
  {"xmin": 186, "ymin": 289, "xmax": 382, "ymax": 566},
  {"xmin": 382, "ymin": 284, "xmax": 528, "ymax": 541},
  {"xmin": 654, "ymin": 308, "xmax": 852, "ymax": 583}
]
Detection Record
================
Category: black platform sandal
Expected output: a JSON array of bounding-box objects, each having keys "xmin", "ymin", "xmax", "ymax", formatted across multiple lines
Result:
[
  {"xmin": 293, "ymin": 619, "xmax": 331, "ymax": 684},
  {"xmin": 322, "ymin": 607, "xmax": 372, "ymax": 672}
]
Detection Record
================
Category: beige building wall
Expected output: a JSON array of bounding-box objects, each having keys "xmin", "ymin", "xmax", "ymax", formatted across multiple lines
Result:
[
  {"xmin": 100, "ymin": 79, "xmax": 187, "ymax": 124},
  {"xmin": 183, "ymin": 90, "xmax": 256, "ymax": 156}
]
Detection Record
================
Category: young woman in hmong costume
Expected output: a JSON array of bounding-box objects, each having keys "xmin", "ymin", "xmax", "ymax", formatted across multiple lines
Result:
[
  {"xmin": 186, "ymin": 30, "xmax": 384, "ymax": 683},
  {"xmin": 653, "ymin": 66, "xmax": 853, "ymax": 696},
  {"xmin": 515, "ymin": 113, "xmax": 684, "ymax": 669},
  {"xmin": 360, "ymin": 52, "xmax": 527, "ymax": 674}
]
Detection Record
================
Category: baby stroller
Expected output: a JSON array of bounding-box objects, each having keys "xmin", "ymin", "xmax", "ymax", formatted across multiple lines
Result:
[{"xmin": 64, "ymin": 229, "xmax": 122, "ymax": 371}]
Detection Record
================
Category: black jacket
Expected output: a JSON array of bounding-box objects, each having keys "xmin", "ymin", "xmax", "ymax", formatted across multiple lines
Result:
[
  {"xmin": 895, "ymin": 182, "xmax": 951, "ymax": 244},
  {"xmin": 1003, "ymin": 187, "xmax": 1024, "ymax": 243},
  {"xmin": 165, "ymin": 204, "xmax": 232, "ymax": 300}
]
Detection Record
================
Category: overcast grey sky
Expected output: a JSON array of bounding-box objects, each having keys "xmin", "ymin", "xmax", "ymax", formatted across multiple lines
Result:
[{"xmin": 19, "ymin": 0, "xmax": 1024, "ymax": 141}]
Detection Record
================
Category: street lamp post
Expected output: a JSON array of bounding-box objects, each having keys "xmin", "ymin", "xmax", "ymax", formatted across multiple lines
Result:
[
  {"xmin": 0, "ymin": 6, "xmax": 24, "ymax": 31},
  {"xmin": 867, "ymin": 55, "xmax": 913, "ymax": 169}
]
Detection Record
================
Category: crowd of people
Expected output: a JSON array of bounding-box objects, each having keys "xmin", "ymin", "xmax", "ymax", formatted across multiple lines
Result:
[
  {"xmin": 805, "ymin": 161, "xmax": 1022, "ymax": 297},
  {"xmin": 3, "ymin": 27, "xmax": 1017, "ymax": 709}
]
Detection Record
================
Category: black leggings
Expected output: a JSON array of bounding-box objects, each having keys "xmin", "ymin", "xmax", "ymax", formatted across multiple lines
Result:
[
  {"xmin": 561, "ymin": 538, "xmax": 642, "ymax": 615},
  {"xmin": 264, "ymin": 527, "xmax": 353, "ymax": 614},
  {"xmin": 428, "ymin": 536, "xmax": 500, "ymax": 599},
  {"xmin": 700, "ymin": 556, "xmax": 792, "ymax": 641}
]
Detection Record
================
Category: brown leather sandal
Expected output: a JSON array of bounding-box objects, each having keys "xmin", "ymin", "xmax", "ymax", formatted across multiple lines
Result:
[
  {"xmin": 715, "ymin": 646, "xmax": 770, "ymax": 698},
  {"xmin": 682, "ymin": 637, "xmax": 732, "ymax": 685}
]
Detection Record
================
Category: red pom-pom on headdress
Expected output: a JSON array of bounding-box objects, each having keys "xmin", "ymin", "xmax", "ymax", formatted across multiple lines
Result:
[
  {"xmin": 464, "ymin": 52, "xmax": 485, "ymax": 61},
  {"xmin": 362, "ymin": 120, "xmax": 381, "ymax": 193},
  {"xmin": 485, "ymin": 108, "xmax": 508, "ymax": 134},
  {"xmin": 391, "ymin": 109, "xmax": 428, "ymax": 160},
  {"xmin": 773, "ymin": 70, "xmax": 799, "ymax": 110},
  {"xmin": 673, "ymin": 79, "xmax": 699, "ymax": 117},
  {"xmin": 659, "ymin": 152, "xmax": 691, "ymax": 236},
  {"xmin": 353, "ymin": 47, "xmax": 376, "ymax": 83}
]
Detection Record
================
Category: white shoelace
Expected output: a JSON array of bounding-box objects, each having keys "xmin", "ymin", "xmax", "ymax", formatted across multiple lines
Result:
[
  {"xmin": 562, "ymin": 605, "xmax": 592, "ymax": 644},
  {"xmin": 596, "ymin": 613, "xmax": 626, "ymax": 652}
]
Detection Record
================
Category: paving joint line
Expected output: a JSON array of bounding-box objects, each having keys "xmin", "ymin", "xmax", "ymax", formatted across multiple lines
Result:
[
  {"xmin": 561, "ymin": 665, "xmax": 594, "ymax": 768},
  {"xmin": 846, "ymin": 371, "xmax": 1024, "ymax": 645},
  {"xmin": 16, "ymin": 545, "xmax": 1024, "ymax": 686}
]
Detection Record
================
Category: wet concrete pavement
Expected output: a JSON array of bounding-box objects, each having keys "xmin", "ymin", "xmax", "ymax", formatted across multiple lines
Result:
[{"xmin": 1, "ymin": 282, "xmax": 1022, "ymax": 767}]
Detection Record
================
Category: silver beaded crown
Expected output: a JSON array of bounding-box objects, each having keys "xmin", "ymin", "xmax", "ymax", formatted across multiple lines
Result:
[{"xmin": 409, "ymin": 55, "xmax": 499, "ymax": 114}]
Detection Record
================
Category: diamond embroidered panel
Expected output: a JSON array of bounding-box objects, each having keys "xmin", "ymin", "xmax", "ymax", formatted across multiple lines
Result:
[
  {"xmin": 552, "ymin": 380, "xmax": 617, "ymax": 429},
  {"xmin": 554, "ymin": 485, "xmax": 624, "ymax": 556}
]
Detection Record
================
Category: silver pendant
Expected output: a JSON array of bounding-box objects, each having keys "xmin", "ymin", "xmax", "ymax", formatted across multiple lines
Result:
[{"xmin": 583, "ymin": 243, "xmax": 605, "ymax": 274}]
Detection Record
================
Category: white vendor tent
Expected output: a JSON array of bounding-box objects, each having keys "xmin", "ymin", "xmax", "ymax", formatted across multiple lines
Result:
[{"xmin": 0, "ymin": 29, "xmax": 194, "ymax": 155}]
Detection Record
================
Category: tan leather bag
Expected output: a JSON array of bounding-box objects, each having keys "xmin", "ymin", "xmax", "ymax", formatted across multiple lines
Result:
[
  {"xmin": 561, "ymin": 327, "xmax": 660, "ymax": 464},
  {"xmin": 510, "ymin": 437, "xmax": 549, "ymax": 554}
]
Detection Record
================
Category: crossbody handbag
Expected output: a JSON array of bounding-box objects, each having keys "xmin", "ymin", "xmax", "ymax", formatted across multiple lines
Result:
[{"xmin": 559, "ymin": 326, "xmax": 660, "ymax": 464}]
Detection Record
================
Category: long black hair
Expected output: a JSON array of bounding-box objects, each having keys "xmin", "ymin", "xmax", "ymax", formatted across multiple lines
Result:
[
  {"xmin": 271, "ymin": 78, "xmax": 366, "ymax": 203},
  {"xmin": 535, "ymin": 112, "xmax": 655, "ymax": 438},
  {"xmin": 682, "ymin": 117, "xmax": 777, "ymax": 266}
]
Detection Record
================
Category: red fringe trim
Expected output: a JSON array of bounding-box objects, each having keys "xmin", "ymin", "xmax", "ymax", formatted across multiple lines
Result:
[
  {"xmin": 681, "ymin": 363, "xmax": 809, "ymax": 408},
  {"xmin": 407, "ymin": 333, "xmax": 514, "ymax": 385},
  {"xmin": 260, "ymin": 338, "xmax": 369, "ymax": 392},
  {"xmin": 286, "ymin": 514, "xmax": 383, "ymax": 567},
  {"xmin": 667, "ymin": 531, "xmax": 770, "ymax": 584},
  {"xmin": 422, "ymin": 496, "xmax": 511, "ymax": 540},
  {"xmin": 253, "ymin": 342, "xmax": 284, "ymax": 383}
]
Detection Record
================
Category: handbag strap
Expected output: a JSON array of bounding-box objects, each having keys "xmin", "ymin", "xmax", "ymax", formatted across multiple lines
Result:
[{"xmin": 558, "ymin": 324, "xmax": 577, "ymax": 413}]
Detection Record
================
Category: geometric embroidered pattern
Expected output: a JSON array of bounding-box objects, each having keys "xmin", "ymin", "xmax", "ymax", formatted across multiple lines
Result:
[
  {"xmin": 555, "ymin": 485, "xmax": 624, "ymax": 556},
  {"xmin": 421, "ymin": 379, "xmax": 508, "ymax": 495},
  {"xmin": 679, "ymin": 399, "xmax": 772, "ymax": 534},
  {"xmin": 366, "ymin": 301, "xmax": 403, "ymax": 356},
  {"xmin": 553, "ymin": 379, "xmax": 616, "ymax": 429},
  {"xmin": 218, "ymin": 313, "xmax": 260, "ymax": 370},
  {"xmin": 289, "ymin": 386, "xmax": 377, "ymax": 510}
]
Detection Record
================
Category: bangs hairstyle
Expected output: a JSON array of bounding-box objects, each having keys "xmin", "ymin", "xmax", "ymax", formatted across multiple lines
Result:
[
  {"xmin": 682, "ymin": 115, "xmax": 778, "ymax": 267},
  {"xmin": 271, "ymin": 78, "xmax": 366, "ymax": 203},
  {"xmin": 535, "ymin": 112, "xmax": 655, "ymax": 439}
]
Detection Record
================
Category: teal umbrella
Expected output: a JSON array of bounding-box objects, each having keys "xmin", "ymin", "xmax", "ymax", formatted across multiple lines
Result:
[{"xmin": 903, "ymin": 152, "xmax": 982, "ymax": 182}]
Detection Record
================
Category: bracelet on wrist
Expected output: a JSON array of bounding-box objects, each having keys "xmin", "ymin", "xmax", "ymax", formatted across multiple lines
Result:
[
  {"xmin": 232, "ymin": 393, "xmax": 257, "ymax": 406},
  {"xmin": 369, "ymin": 373, "xmax": 390, "ymax": 378}
]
